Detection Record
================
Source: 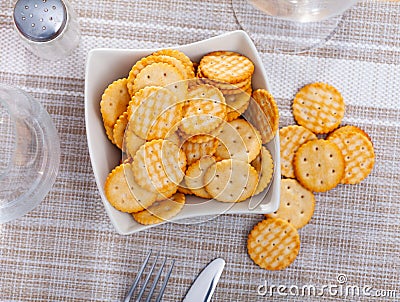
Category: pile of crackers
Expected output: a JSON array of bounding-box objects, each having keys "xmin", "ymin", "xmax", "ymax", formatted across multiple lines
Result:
[
  {"xmin": 100, "ymin": 49, "xmax": 279, "ymax": 226},
  {"xmin": 247, "ymin": 82, "xmax": 375, "ymax": 271}
]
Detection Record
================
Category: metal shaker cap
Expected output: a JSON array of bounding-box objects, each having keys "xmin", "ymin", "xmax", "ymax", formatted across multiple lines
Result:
[{"xmin": 13, "ymin": 0, "xmax": 67, "ymax": 42}]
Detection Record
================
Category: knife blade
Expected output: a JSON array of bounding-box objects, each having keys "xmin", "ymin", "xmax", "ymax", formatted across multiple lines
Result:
[{"xmin": 183, "ymin": 258, "xmax": 225, "ymax": 302}]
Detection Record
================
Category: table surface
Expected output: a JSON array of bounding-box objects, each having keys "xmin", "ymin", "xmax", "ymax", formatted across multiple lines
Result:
[{"xmin": 1, "ymin": 0, "xmax": 399, "ymax": 301}]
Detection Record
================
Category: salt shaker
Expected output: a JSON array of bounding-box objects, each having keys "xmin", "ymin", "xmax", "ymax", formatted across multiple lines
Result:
[{"xmin": 13, "ymin": 0, "xmax": 81, "ymax": 60}]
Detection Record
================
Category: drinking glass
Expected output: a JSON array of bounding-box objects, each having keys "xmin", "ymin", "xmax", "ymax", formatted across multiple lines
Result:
[
  {"xmin": 233, "ymin": 0, "xmax": 359, "ymax": 53},
  {"xmin": 0, "ymin": 85, "xmax": 60, "ymax": 223}
]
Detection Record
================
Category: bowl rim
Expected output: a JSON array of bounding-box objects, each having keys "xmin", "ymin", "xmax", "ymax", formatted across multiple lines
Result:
[{"xmin": 84, "ymin": 30, "xmax": 281, "ymax": 235}]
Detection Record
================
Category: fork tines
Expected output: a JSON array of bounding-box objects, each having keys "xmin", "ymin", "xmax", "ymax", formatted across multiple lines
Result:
[{"xmin": 123, "ymin": 250, "xmax": 175, "ymax": 302}]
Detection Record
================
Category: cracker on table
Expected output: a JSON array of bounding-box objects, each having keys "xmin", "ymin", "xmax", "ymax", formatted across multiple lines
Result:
[
  {"xmin": 266, "ymin": 179, "xmax": 315, "ymax": 229},
  {"xmin": 247, "ymin": 218, "xmax": 300, "ymax": 270},
  {"xmin": 132, "ymin": 193, "xmax": 185, "ymax": 225},
  {"xmin": 293, "ymin": 139, "xmax": 345, "ymax": 192},
  {"xmin": 328, "ymin": 130, "xmax": 375, "ymax": 184},
  {"xmin": 327, "ymin": 125, "xmax": 372, "ymax": 144},
  {"xmin": 204, "ymin": 159, "xmax": 259, "ymax": 203},
  {"xmin": 293, "ymin": 82, "xmax": 345, "ymax": 134},
  {"xmin": 280, "ymin": 125, "xmax": 317, "ymax": 178}
]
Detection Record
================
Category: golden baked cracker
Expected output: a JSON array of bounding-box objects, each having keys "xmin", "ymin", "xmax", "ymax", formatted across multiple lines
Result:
[
  {"xmin": 279, "ymin": 125, "xmax": 317, "ymax": 178},
  {"xmin": 133, "ymin": 139, "xmax": 187, "ymax": 193},
  {"xmin": 124, "ymin": 125, "xmax": 146, "ymax": 158},
  {"xmin": 215, "ymin": 119, "xmax": 262, "ymax": 163},
  {"xmin": 104, "ymin": 163, "xmax": 157, "ymax": 213},
  {"xmin": 177, "ymin": 178, "xmax": 193, "ymax": 195},
  {"xmin": 219, "ymin": 81, "xmax": 252, "ymax": 95},
  {"xmin": 152, "ymin": 49, "xmax": 194, "ymax": 75},
  {"xmin": 155, "ymin": 184, "xmax": 178, "ymax": 201},
  {"xmin": 113, "ymin": 112, "xmax": 128, "ymax": 150},
  {"xmin": 225, "ymin": 87, "xmax": 251, "ymax": 113},
  {"xmin": 293, "ymin": 82, "xmax": 345, "ymax": 134},
  {"xmin": 199, "ymin": 51, "xmax": 254, "ymax": 84},
  {"xmin": 199, "ymin": 76, "xmax": 251, "ymax": 90},
  {"xmin": 132, "ymin": 62, "xmax": 187, "ymax": 101},
  {"xmin": 126, "ymin": 54, "xmax": 194, "ymax": 96},
  {"xmin": 328, "ymin": 130, "xmax": 375, "ymax": 184},
  {"xmin": 245, "ymin": 89, "xmax": 279, "ymax": 144},
  {"xmin": 185, "ymin": 156, "xmax": 217, "ymax": 199},
  {"xmin": 179, "ymin": 84, "xmax": 227, "ymax": 136},
  {"xmin": 204, "ymin": 159, "xmax": 258, "ymax": 202},
  {"xmin": 226, "ymin": 93, "xmax": 251, "ymax": 122},
  {"xmin": 132, "ymin": 193, "xmax": 185, "ymax": 225},
  {"xmin": 293, "ymin": 139, "xmax": 345, "ymax": 192},
  {"xmin": 266, "ymin": 179, "xmax": 315, "ymax": 229},
  {"xmin": 127, "ymin": 54, "xmax": 193, "ymax": 96},
  {"xmin": 247, "ymin": 218, "xmax": 300, "ymax": 270},
  {"xmin": 181, "ymin": 138, "xmax": 218, "ymax": 165},
  {"xmin": 128, "ymin": 86, "xmax": 183, "ymax": 140},
  {"xmin": 251, "ymin": 146, "xmax": 274, "ymax": 196},
  {"xmin": 327, "ymin": 125, "xmax": 372, "ymax": 143},
  {"xmin": 100, "ymin": 78, "xmax": 131, "ymax": 127},
  {"xmin": 180, "ymin": 122, "xmax": 224, "ymax": 144},
  {"xmin": 105, "ymin": 123, "xmax": 116, "ymax": 144}
]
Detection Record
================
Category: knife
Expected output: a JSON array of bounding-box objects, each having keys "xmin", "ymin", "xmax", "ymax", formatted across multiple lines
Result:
[{"xmin": 183, "ymin": 258, "xmax": 225, "ymax": 302}]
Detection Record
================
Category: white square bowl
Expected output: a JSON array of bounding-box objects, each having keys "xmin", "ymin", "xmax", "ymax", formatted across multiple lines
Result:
[{"xmin": 85, "ymin": 30, "xmax": 280, "ymax": 235}]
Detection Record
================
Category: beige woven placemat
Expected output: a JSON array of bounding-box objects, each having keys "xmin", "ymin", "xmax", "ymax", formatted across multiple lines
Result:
[{"xmin": 0, "ymin": 0, "xmax": 399, "ymax": 301}]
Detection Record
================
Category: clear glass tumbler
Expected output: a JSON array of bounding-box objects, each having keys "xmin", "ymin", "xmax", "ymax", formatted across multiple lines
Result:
[
  {"xmin": 0, "ymin": 85, "xmax": 60, "ymax": 223},
  {"xmin": 233, "ymin": 0, "xmax": 359, "ymax": 53}
]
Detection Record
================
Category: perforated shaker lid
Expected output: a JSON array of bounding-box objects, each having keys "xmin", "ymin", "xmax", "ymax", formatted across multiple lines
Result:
[{"xmin": 13, "ymin": 0, "xmax": 67, "ymax": 42}]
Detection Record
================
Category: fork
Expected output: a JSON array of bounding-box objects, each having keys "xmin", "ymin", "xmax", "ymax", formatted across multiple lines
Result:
[{"xmin": 123, "ymin": 250, "xmax": 175, "ymax": 302}]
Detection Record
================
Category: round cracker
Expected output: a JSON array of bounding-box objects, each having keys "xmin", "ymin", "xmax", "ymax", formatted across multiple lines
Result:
[
  {"xmin": 100, "ymin": 78, "xmax": 131, "ymax": 128},
  {"xmin": 179, "ymin": 84, "xmax": 227, "ymax": 136},
  {"xmin": 185, "ymin": 156, "xmax": 217, "ymax": 199},
  {"xmin": 132, "ymin": 62, "xmax": 187, "ymax": 101},
  {"xmin": 293, "ymin": 139, "xmax": 345, "ymax": 192},
  {"xmin": 266, "ymin": 179, "xmax": 315, "ymax": 229},
  {"xmin": 249, "ymin": 89, "xmax": 279, "ymax": 144},
  {"xmin": 181, "ymin": 138, "xmax": 218, "ymax": 165},
  {"xmin": 327, "ymin": 125, "xmax": 372, "ymax": 144},
  {"xmin": 328, "ymin": 130, "xmax": 375, "ymax": 184},
  {"xmin": 293, "ymin": 82, "xmax": 345, "ymax": 134},
  {"xmin": 247, "ymin": 218, "xmax": 300, "ymax": 270},
  {"xmin": 152, "ymin": 49, "xmax": 194, "ymax": 75},
  {"xmin": 128, "ymin": 86, "xmax": 183, "ymax": 140},
  {"xmin": 215, "ymin": 119, "xmax": 262, "ymax": 163},
  {"xmin": 133, "ymin": 139, "xmax": 187, "ymax": 193},
  {"xmin": 279, "ymin": 125, "xmax": 317, "ymax": 178},
  {"xmin": 113, "ymin": 112, "xmax": 129, "ymax": 150},
  {"xmin": 204, "ymin": 159, "xmax": 258, "ymax": 203},
  {"xmin": 199, "ymin": 51, "xmax": 254, "ymax": 84},
  {"xmin": 104, "ymin": 163, "xmax": 157, "ymax": 213},
  {"xmin": 251, "ymin": 146, "xmax": 274, "ymax": 196},
  {"xmin": 132, "ymin": 193, "xmax": 185, "ymax": 225}
]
